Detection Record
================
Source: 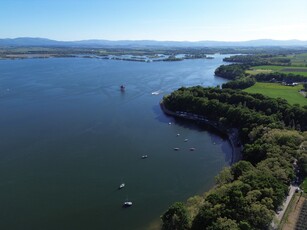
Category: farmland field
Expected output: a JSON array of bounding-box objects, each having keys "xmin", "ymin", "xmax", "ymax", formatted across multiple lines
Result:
[
  {"xmin": 288, "ymin": 53, "xmax": 307, "ymax": 66},
  {"xmin": 280, "ymin": 195, "xmax": 307, "ymax": 230},
  {"xmin": 244, "ymin": 82, "xmax": 307, "ymax": 106},
  {"xmin": 247, "ymin": 65, "xmax": 307, "ymax": 77},
  {"xmin": 295, "ymin": 199, "xmax": 307, "ymax": 230}
]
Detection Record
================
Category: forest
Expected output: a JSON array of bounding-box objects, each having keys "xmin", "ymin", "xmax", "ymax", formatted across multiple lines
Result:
[{"xmin": 161, "ymin": 86, "xmax": 307, "ymax": 230}]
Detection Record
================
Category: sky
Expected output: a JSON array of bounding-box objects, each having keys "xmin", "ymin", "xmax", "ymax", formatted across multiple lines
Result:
[{"xmin": 1, "ymin": 0, "xmax": 307, "ymax": 41}]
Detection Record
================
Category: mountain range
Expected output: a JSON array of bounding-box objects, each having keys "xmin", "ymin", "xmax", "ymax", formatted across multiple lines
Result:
[{"xmin": 1, "ymin": 37, "xmax": 307, "ymax": 48}]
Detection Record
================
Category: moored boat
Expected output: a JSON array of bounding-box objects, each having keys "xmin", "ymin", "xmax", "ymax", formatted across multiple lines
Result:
[
  {"xmin": 123, "ymin": 201, "xmax": 133, "ymax": 207},
  {"xmin": 119, "ymin": 183, "xmax": 125, "ymax": 189}
]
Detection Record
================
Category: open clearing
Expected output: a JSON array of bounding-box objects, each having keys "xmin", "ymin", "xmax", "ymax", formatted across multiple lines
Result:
[
  {"xmin": 280, "ymin": 194, "xmax": 307, "ymax": 230},
  {"xmin": 244, "ymin": 82, "xmax": 307, "ymax": 106}
]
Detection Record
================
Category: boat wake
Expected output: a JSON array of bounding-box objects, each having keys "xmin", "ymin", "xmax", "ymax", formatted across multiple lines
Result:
[{"xmin": 151, "ymin": 90, "xmax": 162, "ymax": 95}]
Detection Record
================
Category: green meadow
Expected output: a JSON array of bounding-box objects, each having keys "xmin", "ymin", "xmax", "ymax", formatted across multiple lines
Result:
[
  {"xmin": 246, "ymin": 53, "xmax": 307, "ymax": 76},
  {"xmin": 244, "ymin": 82, "xmax": 307, "ymax": 106},
  {"xmin": 288, "ymin": 53, "xmax": 307, "ymax": 66},
  {"xmin": 247, "ymin": 65, "xmax": 307, "ymax": 77}
]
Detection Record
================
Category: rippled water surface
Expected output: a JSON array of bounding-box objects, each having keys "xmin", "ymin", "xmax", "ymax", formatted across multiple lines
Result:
[{"xmin": 0, "ymin": 55, "xmax": 232, "ymax": 230}]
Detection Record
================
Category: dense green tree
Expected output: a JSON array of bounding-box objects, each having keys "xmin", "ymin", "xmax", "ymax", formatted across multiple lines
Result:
[
  {"xmin": 254, "ymin": 72, "xmax": 307, "ymax": 83},
  {"xmin": 161, "ymin": 85, "xmax": 307, "ymax": 230},
  {"xmin": 222, "ymin": 77, "xmax": 256, "ymax": 90},
  {"xmin": 161, "ymin": 202, "xmax": 190, "ymax": 230},
  {"xmin": 257, "ymin": 157, "xmax": 294, "ymax": 183},
  {"xmin": 215, "ymin": 167, "xmax": 233, "ymax": 185},
  {"xmin": 164, "ymin": 86, "xmax": 307, "ymax": 133},
  {"xmin": 223, "ymin": 54, "xmax": 291, "ymax": 66},
  {"xmin": 240, "ymin": 169, "xmax": 287, "ymax": 209},
  {"xmin": 214, "ymin": 64, "xmax": 247, "ymax": 80},
  {"xmin": 231, "ymin": 161, "xmax": 254, "ymax": 180},
  {"xmin": 191, "ymin": 201, "xmax": 220, "ymax": 230},
  {"xmin": 299, "ymin": 154, "xmax": 307, "ymax": 177},
  {"xmin": 247, "ymin": 203, "xmax": 273, "ymax": 229},
  {"xmin": 207, "ymin": 217, "xmax": 239, "ymax": 230},
  {"xmin": 238, "ymin": 221, "xmax": 251, "ymax": 230}
]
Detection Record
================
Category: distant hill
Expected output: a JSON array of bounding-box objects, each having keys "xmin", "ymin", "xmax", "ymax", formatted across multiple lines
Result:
[{"xmin": 0, "ymin": 37, "xmax": 307, "ymax": 48}]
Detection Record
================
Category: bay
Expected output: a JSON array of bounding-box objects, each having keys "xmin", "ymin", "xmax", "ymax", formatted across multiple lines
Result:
[{"xmin": 0, "ymin": 55, "xmax": 231, "ymax": 230}]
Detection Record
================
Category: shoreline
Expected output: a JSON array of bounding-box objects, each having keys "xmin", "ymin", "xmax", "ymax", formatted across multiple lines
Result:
[
  {"xmin": 0, "ymin": 54, "xmax": 214, "ymax": 62},
  {"xmin": 160, "ymin": 101, "xmax": 242, "ymax": 165}
]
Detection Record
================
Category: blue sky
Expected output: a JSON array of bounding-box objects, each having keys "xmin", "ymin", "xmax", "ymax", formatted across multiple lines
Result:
[{"xmin": 1, "ymin": 0, "xmax": 307, "ymax": 41}]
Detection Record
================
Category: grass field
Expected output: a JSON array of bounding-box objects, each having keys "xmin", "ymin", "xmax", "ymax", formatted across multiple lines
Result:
[
  {"xmin": 288, "ymin": 53, "xmax": 307, "ymax": 66},
  {"xmin": 247, "ymin": 65, "xmax": 307, "ymax": 77},
  {"xmin": 244, "ymin": 82, "xmax": 307, "ymax": 106}
]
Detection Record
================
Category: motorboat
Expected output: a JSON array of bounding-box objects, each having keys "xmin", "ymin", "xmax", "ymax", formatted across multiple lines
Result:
[
  {"xmin": 119, "ymin": 183, "xmax": 125, "ymax": 189},
  {"xmin": 120, "ymin": 85, "xmax": 125, "ymax": 91},
  {"xmin": 123, "ymin": 201, "xmax": 133, "ymax": 207},
  {"xmin": 189, "ymin": 148, "xmax": 196, "ymax": 151},
  {"xmin": 141, "ymin": 155, "xmax": 148, "ymax": 159},
  {"xmin": 174, "ymin": 147, "xmax": 180, "ymax": 151},
  {"xmin": 184, "ymin": 139, "xmax": 188, "ymax": 142},
  {"xmin": 151, "ymin": 90, "xmax": 161, "ymax": 95}
]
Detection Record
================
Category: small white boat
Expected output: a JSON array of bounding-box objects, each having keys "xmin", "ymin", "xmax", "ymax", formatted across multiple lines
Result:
[
  {"xmin": 119, "ymin": 183, "xmax": 125, "ymax": 189},
  {"xmin": 174, "ymin": 147, "xmax": 180, "ymax": 151},
  {"xmin": 177, "ymin": 133, "xmax": 180, "ymax": 136},
  {"xmin": 168, "ymin": 122, "xmax": 172, "ymax": 125},
  {"xmin": 184, "ymin": 139, "xmax": 188, "ymax": 142},
  {"xmin": 189, "ymin": 148, "xmax": 196, "ymax": 151},
  {"xmin": 123, "ymin": 201, "xmax": 133, "ymax": 207},
  {"xmin": 151, "ymin": 90, "xmax": 161, "ymax": 95},
  {"xmin": 141, "ymin": 155, "xmax": 148, "ymax": 159}
]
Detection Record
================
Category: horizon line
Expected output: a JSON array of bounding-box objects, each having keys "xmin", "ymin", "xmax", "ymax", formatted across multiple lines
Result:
[{"xmin": 1, "ymin": 37, "xmax": 307, "ymax": 43}]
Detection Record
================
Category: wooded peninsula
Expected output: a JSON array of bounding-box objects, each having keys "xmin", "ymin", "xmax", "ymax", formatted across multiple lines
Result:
[{"xmin": 161, "ymin": 52, "xmax": 307, "ymax": 230}]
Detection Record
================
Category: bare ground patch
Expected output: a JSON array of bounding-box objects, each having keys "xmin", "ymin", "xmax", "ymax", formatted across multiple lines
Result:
[{"xmin": 281, "ymin": 195, "xmax": 307, "ymax": 230}]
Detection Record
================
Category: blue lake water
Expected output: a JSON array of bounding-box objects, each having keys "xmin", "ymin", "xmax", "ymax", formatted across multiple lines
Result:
[{"xmin": 0, "ymin": 55, "xmax": 231, "ymax": 230}]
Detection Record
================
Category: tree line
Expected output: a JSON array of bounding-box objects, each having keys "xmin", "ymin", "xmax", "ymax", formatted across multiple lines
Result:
[
  {"xmin": 254, "ymin": 72, "xmax": 307, "ymax": 83},
  {"xmin": 223, "ymin": 54, "xmax": 291, "ymax": 66},
  {"xmin": 215, "ymin": 64, "xmax": 249, "ymax": 80},
  {"xmin": 222, "ymin": 77, "xmax": 256, "ymax": 90},
  {"xmin": 164, "ymin": 87, "xmax": 307, "ymax": 138}
]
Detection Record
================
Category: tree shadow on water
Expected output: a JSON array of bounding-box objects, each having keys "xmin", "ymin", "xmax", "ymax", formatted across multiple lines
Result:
[
  {"xmin": 152, "ymin": 104, "xmax": 233, "ymax": 163},
  {"xmin": 152, "ymin": 104, "xmax": 175, "ymax": 124}
]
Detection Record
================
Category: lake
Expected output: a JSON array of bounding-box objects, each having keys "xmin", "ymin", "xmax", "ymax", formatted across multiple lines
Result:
[{"xmin": 0, "ymin": 55, "xmax": 231, "ymax": 230}]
